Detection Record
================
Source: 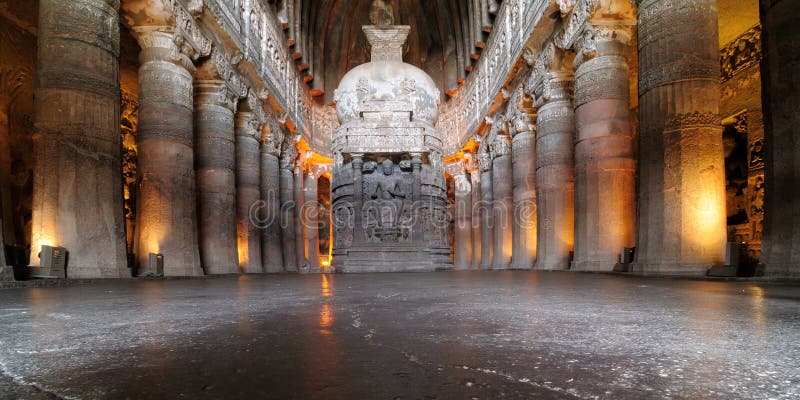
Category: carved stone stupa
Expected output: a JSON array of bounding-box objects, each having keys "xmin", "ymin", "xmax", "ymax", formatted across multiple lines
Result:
[{"xmin": 331, "ymin": 18, "xmax": 450, "ymax": 272}]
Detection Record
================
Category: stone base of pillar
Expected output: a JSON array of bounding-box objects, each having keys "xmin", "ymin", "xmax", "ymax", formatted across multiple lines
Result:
[
  {"xmin": 571, "ymin": 260, "xmax": 618, "ymax": 272},
  {"xmin": 628, "ymin": 263, "xmax": 710, "ymax": 276}
]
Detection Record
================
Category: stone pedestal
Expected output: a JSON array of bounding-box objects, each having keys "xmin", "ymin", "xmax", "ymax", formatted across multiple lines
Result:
[
  {"xmin": 30, "ymin": 0, "xmax": 127, "ymax": 278},
  {"xmin": 195, "ymin": 80, "xmax": 238, "ymax": 275},
  {"xmin": 470, "ymin": 169, "xmax": 482, "ymax": 269},
  {"xmin": 510, "ymin": 118, "xmax": 537, "ymax": 270},
  {"xmin": 303, "ymin": 172, "xmax": 321, "ymax": 272},
  {"xmin": 492, "ymin": 134, "xmax": 513, "ymax": 269},
  {"xmin": 761, "ymin": 0, "xmax": 800, "ymax": 278},
  {"xmin": 130, "ymin": 28, "xmax": 203, "ymax": 276},
  {"xmin": 534, "ymin": 70, "xmax": 575, "ymax": 271},
  {"xmin": 633, "ymin": 0, "xmax": 726, "ymax": 275},
  {"xmin": 453, "ymin": 173, "xmax": 472, "ymax": 269},
  {"xmin": 479, "ymin": 165, "xmax": 494, "ymax": 269},
  {"xmin": 234, "ymin": 112, "xmax": 263, "ymax": 273},
  {"xmin": 261, "ymin": 136, "xmax": 284, "ymax": 273},
  {"xmin": 572, "ymin": 29, "xmax": 636, "ymax": 271},
  {"xmin": 280, "ymin": 152, "xmax": 298, "ymax": 271},
  {"xmin": 294, "ymin": 165, "xmax": 307, "ymax": 268}
]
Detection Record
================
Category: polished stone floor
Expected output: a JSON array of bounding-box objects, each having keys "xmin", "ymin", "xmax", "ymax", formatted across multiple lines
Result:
[{"xmin": 0, "ymin": 272, "xmax": 798, "ymax": 399}]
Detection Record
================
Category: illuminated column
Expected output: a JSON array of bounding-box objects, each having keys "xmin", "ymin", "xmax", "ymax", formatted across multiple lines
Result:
[
  {"xmin": 280, "ymin": 147, "xmax": 298, "ymax": 271},
  {"xmin": 128, "ymin": 26, "xmax": 205, "ymax": 276},
  {"xmin": 0, "ymin": 208, "xmax": 8, "ymax": 279},
  {"xmin": 194, "ymin": 77, "xmax": 239, "ymax": 275},
  {"xmin": 492, "ymin": 132, "xmax": 513, "ymax": 269},
  {"xmin": 571, "ymin": 26, "xmax": 636, "ymax": 271},
  {"xmin": 509, "ymin": 92, "xmax": 537, "ymax": 270},
  {"xmin": 260, "ymin": 122, "xmax": 284, "ymax": 273},
  {"xmin": 30, "ymin": 0, "xmax": 127, "ymax": 278},
  {"xmin": 304, "ymin": 170, "xmax": 320, "ymax": 272},
  {"xmin": 633, "ymin": 0, "xmax": 726, "ymax": 274},
  {"xmin": 234, "ymin": 110, "xmax": 263, "ymax": 273},
  {"xmin": 532, "ymin": 46, "xmax": 576, "ymax": 270},
  {"xmin": 294, "ymin": 162, "xmax": 307, "ymax": 268},
  {"xmin": 478, "ymin": 149, "xmax": 494, "ymax": 268},
  {"xmin": 453, "ymin": 168, "xmax": 473, "ymax": 269},
  {"xmin": 761, "ymin": 0, "xmax": 800, "ymax": 278}
]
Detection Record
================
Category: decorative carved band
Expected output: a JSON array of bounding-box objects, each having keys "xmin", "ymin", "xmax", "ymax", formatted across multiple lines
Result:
[
  {"xmin": 721, "ymin": 25, "xmax": 762, "ymax": 82},
  {"xmin": 665, "ymin": 112, "xmax": 720, "ymax": 130}
]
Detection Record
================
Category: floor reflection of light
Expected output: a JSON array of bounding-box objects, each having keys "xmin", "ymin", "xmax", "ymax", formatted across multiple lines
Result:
[
  {"xmin": 319, "ymin": 303, "xmax": 334, "ymax": 333},
  {"xmin": 237, "ymin": 275, "xmax": 253, "ymax": 335},
  {"xmin": 746, "ymin": 285, "xmax": 766, "ymax": 338},
  {"xmin": 321, "ymin": 274, "xmax": 333, "ymax": 298}
]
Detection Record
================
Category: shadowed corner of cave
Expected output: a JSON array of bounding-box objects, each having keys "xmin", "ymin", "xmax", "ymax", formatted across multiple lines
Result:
[{"xmin": 0, "ymin": 0, "xmax": 799, "ymax": 398}]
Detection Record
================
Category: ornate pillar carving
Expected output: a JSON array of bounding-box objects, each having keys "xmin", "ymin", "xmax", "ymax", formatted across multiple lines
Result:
[
  {"xmin": 194, "ymin": 54, "xmax": 243, "ymax": 274},
  {"xmin": 234, "ymin": 108, "xmax": 263, "ymax": 274},
  {"xmin": 491, "ymin": 123, "xmax": 513, "ymax": 269},
  {"xmin": 570, "ymin": 24, "xmax": 636, "ymax": 271},
  {"xmin": 261, "ymin": 117, "xmax": 284, "ymax": 273},
  {"xmin": 294, "ymin": 159, "xmax": 307, "ymax": 268},
  {"xmin": 279, "ymin": 144, "xmax": 298, "ymax": 271},
  {"xmin": 508, "ymin": 87, "xmax": 537, "ymax": 270},
  {"xmin": 478, "ymin": 144, "xmax": 494, "ymax": 269},
  {"xmin": 470, "ymin": 162, "xmax": 482, "ymax": 269},
  {"xmin": 450, "ymin": 159, "xmax": 473, "ymax": 269},
  {"xmin": 303, "ymin": 169, "xmax": 320, "ymax": 273},
  {"xmin": 633, "ymin": 0, "xmax": 726, "ymax": 274},
  {"xmin": 31, "ymin": 0, "xmax": 127, "ymax": 278},
  {"xmin": 530, "ymin": 45, "xmax": 576, "ymax": 271}
]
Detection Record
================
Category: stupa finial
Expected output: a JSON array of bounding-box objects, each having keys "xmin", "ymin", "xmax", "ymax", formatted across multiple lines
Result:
[{"xmin": 369, "ymin": 0, "xmax": 394, "ymax": 26}]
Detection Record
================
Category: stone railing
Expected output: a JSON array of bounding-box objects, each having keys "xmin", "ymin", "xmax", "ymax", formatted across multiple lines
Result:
[
  {"xmin": 201, "ymin": 0, "xmax": 316, "ymax": 147},
  {"xmin": 436, "ymin": 0, "xmax": 555, "ymax": 156}
]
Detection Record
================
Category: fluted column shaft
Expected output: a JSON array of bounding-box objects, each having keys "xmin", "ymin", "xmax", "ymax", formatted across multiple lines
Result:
[
  {"xmin": 130, "ymin": 28, "xmax": 202, "ymax": 276},
  {"xmin": 234, "ymin": 112, "xmax": 263, "ymax": 273},
  {"xmin": 492, "ymin": 136, "xmax": 513, "ymax": 269},
  {"xmin": 633, "ymin": 0, "xmax": 726, "ymax": 274},
  {"xmin": 194, "ymin": 80, "xmax": 238, "ymax": 274},
  {"xmin": 31, "ymin": 0, "xmax": 127, "ymax": 278},
  {"xmin": 294, "ymin": 164, "xmax": 306, "ymax": 268},
  {"xmin": 479, "ymin": 164, "xmax": 494, "ymax": 268},
  {"xmin": 280, "ymin": 153, "xmax": 297, "ymax": 271},
  {"xmin": 304, "ymin": 172, "xmax": 320, "ymax": 272},
  {"xmin": 453, "ymin": 173, "xmax": 473, "ymax": 269},
  {"xmin": 511, "ymin": 126, "xmax": 537, "ymax": 269},
  {"xmin": 470, "ymin": 169, "xmax": 482, "ymax": 268},
  {"xmin": 572, "ymin": 31, "xmax": 636, "ymax": 271},
  {"xmin": 535, "ymin": 74, "xmax": 576, "ymax": 270},
  {"xmin": 261, "ymin": 139, "xmax": 284, "ymax": 273}
]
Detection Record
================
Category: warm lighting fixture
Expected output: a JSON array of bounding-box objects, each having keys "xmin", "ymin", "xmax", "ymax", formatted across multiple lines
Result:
[
  {"xmin": 148, "ymin": 253, "xmax": 164, "ymax": 277},
  {"xmin": 31, "ymin": 245, "xmax": 67, "ymax": 279}
]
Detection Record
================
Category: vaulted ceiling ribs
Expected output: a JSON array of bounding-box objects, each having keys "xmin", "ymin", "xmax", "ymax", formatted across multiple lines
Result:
[{"xmin": 267, "ymin": 0, "xmax": 501, "ymax": 103}]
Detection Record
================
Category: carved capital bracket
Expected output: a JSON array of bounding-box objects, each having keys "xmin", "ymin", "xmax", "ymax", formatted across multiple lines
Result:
[
  {"xmin": 554, "ymin": 0, "xmax": 636, "ymax": 53},
  {"xmin": 194, "ymin": 79, "xmax": 238, "ymax": 110},
  {"xmin": 527, "ymin": 43, "xmax": 576, "ymax": 108},
  {"xmin": 262, "ymin": 112, "xmax": 285, "ymax": 157},
  {"xmin": 505, "ymin": 85, "xmax": 537, "ymax": 137}
]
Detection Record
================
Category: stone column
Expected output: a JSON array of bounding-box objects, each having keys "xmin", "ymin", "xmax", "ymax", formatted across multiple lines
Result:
[
  {"xmin": 294, "ymin": 163, "xmax": 307, "ymax": 268},
  {"xmin": 280, "ymin": 148, "xmax": 298, "ymax": 271},
  {"xmin": 128, "ymin": 27, "xmax": 204, "ymax": 276},
  {"xmin": 470, "ymin": 167, "xmax": 482, "ymax": 268},
  {"xmin": 453, "ymin": 171, "xmax": 473, "ymax": 269},
  {"xmin": 761, "ymin": 0, "xmax": 800, "ymax": 278},
  {"xmin": 194, "ymin": 79, "xmax": 238, "ymax": 275},
  {"xmin": 509, "ymin": 99, "xmax": 537, "ymax": 270},
  {"xmin": 532, "ymin": 48, "xmax": 576, "ymax": 271},
  {"xmin": 261, "ymin": 125, "xmax": 284, "ymax": 273},
  {"xmin": 492, "ymin": 132, "xmax": 513, "ymax": 269},
  {"xmin": 478, "ymin": 150, "xmax": 494, "ymax": 268},
  {"xmin": 304, "ymin": 171, "xmax": 320, "ymax": 272},
  {"xmin": 0, "ymin": 209, "xmax": 9, "ymax": 280},
  {"xmin": 234, "ymin": 111, "xmax": 263, "ymax": 273},
  {"xmin": 571, "ymin": 26, "xmax": 636, "ymax": 271},
  {"xmin": 633, "ymin": 0, "xmax": 726, "ymax": 275},
  {"xmin": 30, "ymin": 0, "xmax": 127, "ymax": 278}
]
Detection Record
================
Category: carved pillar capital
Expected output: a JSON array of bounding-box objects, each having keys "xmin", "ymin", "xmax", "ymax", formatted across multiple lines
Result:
[
  {"xmin": 573, "ymin": 24, "xmax": 634, "ymax": 69},
  {"xmin": 528, "ymin": 44, "xmax": 576, "ymax": 108},
  {"xmin": 194, "ymin": 80, "xmax": 238, "ymax": 111},
  {"xmin": 234, "ymin": 111, "xmax": 262, "ymax": 140},
  {"xmin": 196, "ymin": 46, "xmax": 248, "ymax": 99}
]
